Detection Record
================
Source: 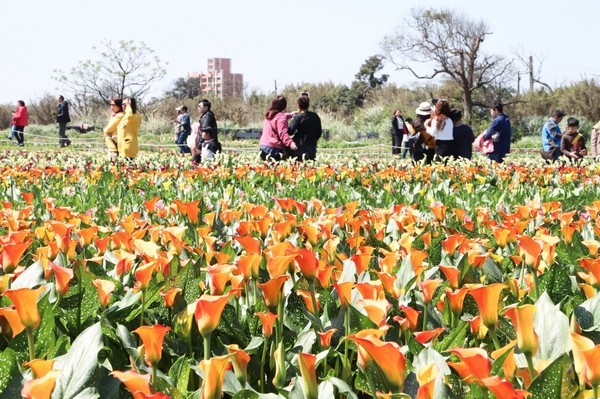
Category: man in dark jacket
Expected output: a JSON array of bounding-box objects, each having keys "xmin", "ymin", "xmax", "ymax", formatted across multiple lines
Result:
[
  {"xmin": 289, "ymin": 96, "xmax": 322, "ymax": 161},
  {"xmin": 193, "ymin": 99, "xmax": 218, "ymax": 163},
  {"xmin": 56, "ymin": 95, "xmax": 71, "ymax": 147},
  {"xmin": 483, "ymin": 102, "xmax": 511, "ymax": 163}
]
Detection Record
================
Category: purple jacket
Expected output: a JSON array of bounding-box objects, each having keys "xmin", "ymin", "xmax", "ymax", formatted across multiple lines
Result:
[{"xmin": 260, "ymin": 112, "xmax": 294, "ymax": 150}]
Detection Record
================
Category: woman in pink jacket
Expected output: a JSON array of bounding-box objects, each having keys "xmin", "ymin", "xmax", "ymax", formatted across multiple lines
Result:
[
  {"xmin": 259, "ymin": 95, "xmax": 297, "ymax": 161},
  {"xmin": 12, "ymin": 100, "xmax": 28, "ymax": 147}
]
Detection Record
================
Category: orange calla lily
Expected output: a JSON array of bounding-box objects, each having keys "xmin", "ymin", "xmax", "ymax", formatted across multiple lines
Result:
[
  {"xmin": 25, "ymin": 359, "xmax": 54, "ymax": 379},
  {"xmin": 225, "ymin": 344, "xmax": 250, "ymax": 385},
  {"xmin": 414, "ymin": 327, "xmax": 445, "ymax": 344},
  {"xmin": 333, "ymin": 281, "xmax": 353, "ymax": 310},
  {"xmin": 481, "ymin": 376, "xmax": 529, "ymax": 399},
  {"xmin": 518, "ymin": 235, "xmax": 542, "ymax": 270},
  {"xmin": 360, "ymin": 298, "xmax": 390, "ymax": 327},
  {"xmin": 111, "ymin": 370, "xmax": 151, "ymax": 396},
  {"xmin": 194, "ymin": 293, "xmax": 232, "ymax": 337},
  {"xmin": 92, "ymin": 279, "xmax": 116, "ymax": 308},
  {"xmin": 233, "ymin": 235, "xmax": 262, "ymax": 255},
  {"xmin": 236, "ymin": 253, "xmax": 263, "ymax": 280},
  {"xmin": 416, "ymin": 363, "xmax": 438, "ymax": 399},
  {"xmin": 266, "ymin": 254, "xmax": 297, "ymax": 279},
  {"xmin": 420, "ymin": 279, "xmax": 443, "ymax": 304},
  {"xmin": 132, "ymin": 391, "xmax": 171, "ymax": 399},
  {"xmin": 468, "ymin": 283, "xmax": 506, "ymax": 329},
  {"xmin": 347, "ymin": 334, "xmax": 406, "ymax": 393},
  {"xmin": 199, "ymin": 354, "xmax": 231, "ymax": 399},
  {"xmin": 4, "ymin": 287, "xmax": 45, "ymax": 330},
  {"xmin": 297, "ymin": 290, "xmax": 320, "ymax": 314},
  {"xmin": 134, "ymin": 262, "xmax": 156, "ymax": 292},
  {"xmin": 160, "ymin": 287, "xmax": 182, "ymax": 308},
  {"xmin": 49, "ymin": 262, "xmax": 74, "ymax": 297},
  {"xmin": 134, "ymin": 324, "xmax": 171, "ymax": 367},
  {"xmin": 504, "ymin": 304, "xmax": 538, "ymax": 357},
  {"xmin": 21, "ymin": 370, "xmax": 61, "ymax": 399},
  {"xmin": 446, "ymin": 287, "xmax": 469, "ymax": 316},
  {"xmin": 257, "ymin": 275, "xmax": 289, "ymax": 312},
  {"xmin": 0, "ymin": 307, "xmax": 25, "ymax": 337},
  {"xmin": 318, "ymin": 328, "xmax": 337, "ymax": 348},
  {"xmin": 439, "ymin": 265, "xmax": 460, "ymax": 289},
  {"xmin": 255, "ymin": 312, "xmax": 278, "ymax": 338},
  {"xmin": 448, "ymin": 347, "xmax": 491, "ymax": 385},
  {"xmin": 1, "ymin": 241, "xmax": 31, "ymax": 273},
  {"xmin": 429, "ymin": 202, "xmax": 447, "ymax": 222},
  {"xmin": 298, "ymin": 352, "xmax": 318, "ymax": 399},
  {"xmin": 295, "ymin": 248, "xmax": 319, "ymax": 281},
  {"xmin": 393, "ymin": 305, "xmax": 421, "ymax": 332},
  {"xmin": 356, "ymin": 281, "xmax": 383, "ymax": 301}
]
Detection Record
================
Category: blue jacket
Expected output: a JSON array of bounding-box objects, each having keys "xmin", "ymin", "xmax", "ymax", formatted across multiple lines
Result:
[
  {"xmin": 484, "ymin": 113, "xmax": 511, "ymax": 157},
  {"xmin": 541, "ymin": 118, "xmax": 562, "ymax": 157}
]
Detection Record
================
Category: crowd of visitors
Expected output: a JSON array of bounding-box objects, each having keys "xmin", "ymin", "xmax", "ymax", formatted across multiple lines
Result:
[{"xmin": 7, "ymin": 93, "xmax": 600, "ymax": 164}]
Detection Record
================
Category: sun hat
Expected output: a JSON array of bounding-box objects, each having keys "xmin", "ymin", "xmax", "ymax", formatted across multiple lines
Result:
[
  {"xmin": 415, "ymin": 102, "xmax": 432, "ymax": 116},
  {"xmin": 175, "ymin": 105, "xmax": 184, "ymax": 112}
]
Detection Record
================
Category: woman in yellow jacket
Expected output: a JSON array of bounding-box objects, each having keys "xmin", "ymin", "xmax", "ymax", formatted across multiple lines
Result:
[
  {"xmin": 117, "ymin": 97, "xmax": 142, "ymax": 159},
  {"xmin": 104, "ymin": 98, "xmax": 124, "ymax": 158}
]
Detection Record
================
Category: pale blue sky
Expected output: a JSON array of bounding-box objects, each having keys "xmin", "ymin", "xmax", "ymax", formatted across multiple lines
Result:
[{"xmin": 1, "ymin": 0, "xmax": 597, "ymax": 104}]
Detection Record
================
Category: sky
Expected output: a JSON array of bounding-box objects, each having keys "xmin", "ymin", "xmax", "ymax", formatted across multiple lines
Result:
[{"xmin": 1, "ymin": 0, "xmax": 598, "ymax": 105}]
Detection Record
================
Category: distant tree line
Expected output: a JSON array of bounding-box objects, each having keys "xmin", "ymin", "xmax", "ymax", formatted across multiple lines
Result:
[{"xmin": 2, "ymin": 7, "xmax": 600, "ymax": 141}]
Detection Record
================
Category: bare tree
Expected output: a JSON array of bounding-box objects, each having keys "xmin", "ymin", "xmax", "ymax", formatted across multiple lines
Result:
[
  {"xmin": 513, "ymin": 49, "xmax": 553, "ymax": 93},
  {"xmin": 53, "ymin": 40, "xmax": 167, "ymax": 111},
  {"xmin": 381, "ymin": 8, "xmax": 513, "ymax": 121}
]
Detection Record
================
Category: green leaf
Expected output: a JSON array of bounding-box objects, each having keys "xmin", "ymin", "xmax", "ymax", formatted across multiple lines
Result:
[
  {"xmin": 52, "ymin": 322, "xmax": 104, "ymax": 399},
  {"xmin": 538, "ymin": 264, "xmax": 573, "ymax": 305},
  {"xmin": 527, "ymin": 354, "xmax": 568, "ymax": 399},
  {"xmin": 434, "ymin": 320, "xmax": 468, "ymax": 352},
  {"xmin": 324, "ymin": 376, "xmax": 358, "ymax": 399},
  {"xmin": 534, "ymin": 292, "xmax": 570, "ymax": 363},
  {"xmin": 574, "ymin": 292, "xmax": 600, "ymax": 342},
  {"xmin": 168, "ymin": 356, "xmax": 191, "ymax": 396},
  {"xmin": 0, "ymin": 349, "xmax": 19, "ymax": 393},
  {"xmin": 232, "ymin": 389, "xmax": 279, "ymax": 399}
]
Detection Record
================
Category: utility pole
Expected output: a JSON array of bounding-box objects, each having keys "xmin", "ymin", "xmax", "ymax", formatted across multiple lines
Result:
[
  {"xmin": 529, "ymin": 56, "xmax": 534, "ymax": 92},
  {"xmin": 274, "ymin": 80, "xmax": 278, "ymax": 94}
]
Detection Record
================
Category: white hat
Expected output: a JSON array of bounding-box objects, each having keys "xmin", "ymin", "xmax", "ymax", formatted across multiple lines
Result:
[{"xmin": 415, "ymin": 102, "xmax": 432, "ymax": 116}]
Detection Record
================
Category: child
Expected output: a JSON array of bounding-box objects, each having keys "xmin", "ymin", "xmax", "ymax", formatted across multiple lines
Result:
[
  {"xmin": 200, "ymin": 130, "xmax": 222, "ymax": 161},
  {"xmin": 561, "ymin": 117, "xmax": 587, "ymax": 160}
]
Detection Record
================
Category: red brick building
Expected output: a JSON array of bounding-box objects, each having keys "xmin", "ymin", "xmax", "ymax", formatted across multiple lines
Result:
[{"xmin": 188, "ymin": 58, "xmax": 244, "ymax": 99}]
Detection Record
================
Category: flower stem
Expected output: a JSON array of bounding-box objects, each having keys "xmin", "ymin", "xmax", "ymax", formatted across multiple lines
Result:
[
  {"xmin": 259, "ymin": 336, "xmax": 269, "ymax": 393},
  {"xmin": 140, "ymin": 290, "xmax": 146, "ymax": 327},
  {"xmin": 203, "ymin": 332, "xmax": 211, "ymax": 361},
  {"xmin": 489, "ymin": 328, "xmax": 501, "ymax": 350},
  {"xmin": 422, "ymin": 304, "xmax": 429, "ymax": 331},
  {"xmin": 342, "ymin": 309, "xmax": 350, "ymax": 381},
  {"xmin": 531, "ymin": 269, "xmax": 540, "ymax": 299},
  {"xmin": 594, "ymin": 385, "xmax": 599, "ymax": 399},
  {"xmin": 526, "ymin": 353, "xmax": 535, "ymax": 382},
  {"xmin": 26, "ymin": 328, "xmax": 35, "ymax": 361},
  {"xmin": 308, "ymin": 280, "xmax": 321, "ymax": 331}
]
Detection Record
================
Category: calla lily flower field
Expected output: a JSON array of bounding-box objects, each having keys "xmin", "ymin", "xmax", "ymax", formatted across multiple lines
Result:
[{"xmin": 1, "ymin": 150, "xmax": 600, "ymax": 399}]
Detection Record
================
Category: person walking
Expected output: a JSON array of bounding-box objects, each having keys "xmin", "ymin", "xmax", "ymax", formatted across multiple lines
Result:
[
  {"xmin": 408, "ymin": 102, "xmax": 435, "ymax": 164},
  {"xmin": 193, "ymin": 99, "xmax": 218, "ymax": 163},
  {"xmin": 450, "ymin": 108, "xmax": 475, "ymax": 159},
  {"xmin": 175, "ymin": 105, "xmax": 191, "ymax": 155},
  {"xmin": 483, "ymin": 101, "xmax": 511, "ymax": 163},
  {"xmin": 590, "ymin": 120, "xmax": 600, "ymax": 158},
  {"xmin": 390, "ymin": 108, "xmax": 407, "ymax": 156},
  {"xmin": 259, "ymin": 94, "xmax": 297, "ymax": 161},
  {"xmin": 541, "ymin": 110, "xmax": 566, "ymax": 161},
  {"xmin": 12, "ymin": 100, "xmax": 28, "ymax": 147},
  {"xmin": 425, "ymin": 99, "xmax": 454, "ymax": 160},
  {"xmin": 289, "ymin": 95, "xmax": 322, "ymax": 161},
  {"xmin": 116, "ymin": 97, "xmax": 141, "ymax": 159},
  {"xmin": 56, "ymin": 95, "xmax": 71, "ymax": 147},
  {"xmin": 103, "ymin": 98, "xmax": 124, "ymax": 159}
]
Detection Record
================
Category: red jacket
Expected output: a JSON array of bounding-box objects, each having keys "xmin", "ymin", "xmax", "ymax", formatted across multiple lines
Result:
[{"xmin": 12, "ymin": 106, "xmax": 28, "ymax": 126}]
